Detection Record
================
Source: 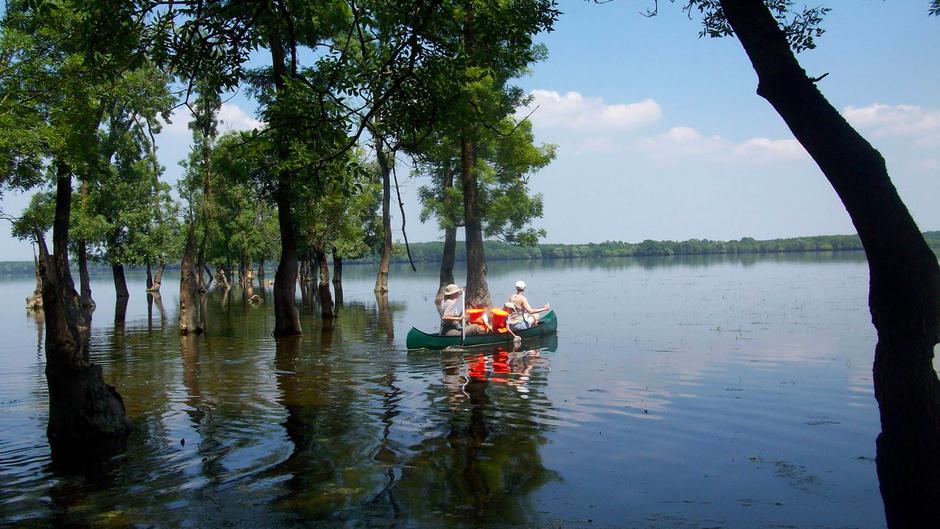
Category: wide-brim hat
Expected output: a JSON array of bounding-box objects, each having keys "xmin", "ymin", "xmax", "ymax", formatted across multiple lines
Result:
[
  {"xmin": 515, "ymin": 280, "xmax": 526, "ymax": 290},
  {"xmin": 443, "ymin": 284, "xmax": 462, "ymax": 296}
]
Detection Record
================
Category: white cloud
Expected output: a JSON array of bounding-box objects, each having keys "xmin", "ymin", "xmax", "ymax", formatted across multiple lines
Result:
[
  {"xmin": 160, "ymin": 102, "xmax": 263, "ymax": 137},
  {"xmin": 521, "ymin": 90, "xmax": 662, "ymax": 132},
  {"xmin": 843, "ymin": 103, "xmax": 940, "ymax": 138},
  {"xmin": 636, "ymin": 126, "xmax": 807, "ymax": 164},
  {"xmin": 217, "ymin": 103, "xmax": 264, "ymax": 132}
]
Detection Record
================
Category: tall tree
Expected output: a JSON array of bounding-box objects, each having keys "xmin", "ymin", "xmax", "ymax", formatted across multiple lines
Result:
[
  {"xmin": 0, "ymin": 0, "xmax": 152, "ymax": 453},
  {"xmin": 442, "ymin": 0, "xmax": 558, "ymax": 306},
  {"xmin": 675, "ymin": 1, "xmax": 940, "ymax": 525}
]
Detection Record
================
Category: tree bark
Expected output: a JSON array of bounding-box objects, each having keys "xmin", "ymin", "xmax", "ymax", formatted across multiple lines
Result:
[
  {"xmin": 196, "ymin": 231, "xmax": 208, "ymax": 293},
  {"xmin": 112, "ymin": 264, "xmax": 129, "ymax": 299},
  {"xmin": 718, "ymin": 1, "xmax": 940, "ymax": 526},
  {"xmin": 179, "ymin": 222, "xmax": 203, "ymax": 335},
  {"xmin": 269, "ymin": 22, "xmax": 302, "ymax": 337},
  {"xmin": 316, "ymin": 246, "xmax": 334, "ymax": 320},
  {"xmin": 438, "ymin": 165, "xmax": 458, "ymax": 302},
  {"xmin": 146, "ymin": 262, "xmax": 153, "ymax": 291},
  {"xmin": 273, "ymin": 187, "xmax": 302, "ymax": 336},
  {"xmin": 41, "ymin": 163, "xmax": 131, "ymax": 456},
  {"xmin": 375, "ymin": 137, "xmax": 392, "ymax": 293},
  {"xmin": 27, "ymin": 248, "xmax": 43, "ymax": 310},
  {"xmin": 332, "ymin": 250, "xmax": 343, "ymax": 307},
  {"xmin": 148, "ymin": 260, "xmax": 165, "ymax": 293},
  {"xmin": 461, "ymin": 137, "xmax": 490, "ymax": 307},
  {"xmin": 77, "ymin": 240, "xmax": 94, "ymax": 309}
]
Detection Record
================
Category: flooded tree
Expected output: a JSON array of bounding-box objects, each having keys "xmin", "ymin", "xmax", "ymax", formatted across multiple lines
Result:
[{"xmin": 674, "ymin": 0, "xmax": 940, "ymax": 525}]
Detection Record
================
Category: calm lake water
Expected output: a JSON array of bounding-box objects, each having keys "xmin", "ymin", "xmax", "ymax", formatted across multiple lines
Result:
[{"xmin": 0, "ymin": 253, "xmax": 922, "ymax": 528}]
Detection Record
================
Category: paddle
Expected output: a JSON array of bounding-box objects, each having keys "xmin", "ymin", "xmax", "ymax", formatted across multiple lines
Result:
[{"xmin": 460, "ymin": 288, "xmax": 466, "ymax": 346}]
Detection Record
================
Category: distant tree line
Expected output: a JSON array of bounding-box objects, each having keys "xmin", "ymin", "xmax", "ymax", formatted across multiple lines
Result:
[{"xmin": 383, "ymin": 231, "xmax": 940, "ymax": 263}]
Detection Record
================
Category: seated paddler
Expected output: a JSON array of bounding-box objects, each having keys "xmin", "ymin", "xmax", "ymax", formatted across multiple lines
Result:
[{"xmin": 439, "ymin": 284, "xmax": 483, "ymax": 336}]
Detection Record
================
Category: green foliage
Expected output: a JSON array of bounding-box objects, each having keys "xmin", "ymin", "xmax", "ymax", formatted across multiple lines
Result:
[
  {"xmin": 10, "ymin": 191, "xmax": 55, "ymax": 242},
  {"xmin": 681, "ymin": 0, "xmax": 830, "ymax": 52}
]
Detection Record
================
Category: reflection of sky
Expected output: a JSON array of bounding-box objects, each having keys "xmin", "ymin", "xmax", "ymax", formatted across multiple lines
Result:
[{"xmin": 0, "ymin": 254, "xmax": 899, "ymax": 528}]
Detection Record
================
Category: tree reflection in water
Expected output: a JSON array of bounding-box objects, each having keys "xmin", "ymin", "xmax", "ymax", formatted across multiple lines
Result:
[{"xmin": 391, "ymin": 342, "xmax": 558, "ymax": 527}]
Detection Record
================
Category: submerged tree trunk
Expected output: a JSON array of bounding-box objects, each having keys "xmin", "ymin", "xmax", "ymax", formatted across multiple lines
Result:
[
  {"xmin": 27, "ymin": 248, "xmax": 43, "ymax": 310},
  {"xmin": 41, "ymin": 164, "xmax": 131, "ymax": 456},
  {"xmin": 269, "ymin": 23, "xmax": 302, "ymax": 337},
  {"xmin": 375, "ymin": 139, "xmax": 392, "ymax": 293},
  {"xmin": 77, "ymin": 240, "xmax": 94, "ymax": 309},
  {"xmin": 316, "ymin": 246, "xmax": 334, "ymax": 320},
  {"xmin": 332, "ymin": 250, "xmax": 344, "ymax": 307},
  {"xmin": 460, "ymin": 137, "xmax": 490, "ymax": 307},
  {"xmin": 179, "ymin": 223, "xmax": 203, "ymax": 335},
  {"xmin": 718, "ymin": 1, "xmax": 940, "ymax": 526},
  {"xmin": 273, "ymin": 188, "xmax": 302, "ymax": 336},
  {"xmin": 148, "ymin": 260, "xmax": 165, "ymax": 293},
  {"xmin": 146, "ymin": 262, "xmax": 153, "ymax": 291},
  {"xmin": 112, "ymin": 264, "xmax": 129, "ymax": 299}
]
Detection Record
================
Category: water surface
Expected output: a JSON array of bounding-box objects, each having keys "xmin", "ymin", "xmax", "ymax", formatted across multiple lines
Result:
[{"xmin": 0, "ymin": 254, "xmax": 903, "ymax": 528}]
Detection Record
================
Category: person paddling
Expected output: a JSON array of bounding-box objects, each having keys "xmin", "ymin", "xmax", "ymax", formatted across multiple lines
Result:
[
  {"xmin": 506, "ymin": 280, "xmax": 550, "ymax": 332},
  {"xmin": 440, "ymin": 284, "xmax": 483, "ymax": 336}
]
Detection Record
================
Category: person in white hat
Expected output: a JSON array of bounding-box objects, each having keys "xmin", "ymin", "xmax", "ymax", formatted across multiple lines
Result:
[
  {"xmin": 439, "ymin": 284, "xmax": 482, "ymax": 336},
  {"xmin": 505, "ymin": 280, "xmax": 550, "ymax": 331}
]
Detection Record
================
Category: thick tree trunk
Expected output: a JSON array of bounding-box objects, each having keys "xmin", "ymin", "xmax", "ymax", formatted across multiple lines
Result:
[
  {"xmin": 77, "ymin": 240, "xmax": 94, "ymax": 309},
  {"xmin": 112, "ymin": 264, "xmax": 129, "ymax": 299},
  {"xmin": 375, "ymin": 140, "xmax": 392, "ymax": 293},
  {"xmin": 460, "ymin": 137, "xmax": 490, "ymax": 307},
  {"xmin": 273, "ymin": 188, "xmax": 302, "ymax": 336},
  {"xmin": 269, "ymin": 24, "xmax": 302, "ymax": 337},
  {"xmin": 718, "ymin": 1, "xmax": 940, "ymax": 526},
  {"xmin": 179, "ymin": 223, "xmax": 203, "ymax": 335},
  {"xmin": 196, "ymin": 232, "xmax": 208, "ymax": 293},
  {"xmin": 41, "ymin": 164, "xmax": 131, "ymax": 456},
  {"xmin": 316, "ymin": 246, "xmax": 334, "ymax": 320}
]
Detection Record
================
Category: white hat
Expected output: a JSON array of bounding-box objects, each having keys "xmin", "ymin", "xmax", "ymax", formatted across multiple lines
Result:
[
  {"xmin": 443, "ymin": 284, "xmax": 462, "ymax": 296},
  {"xmin": 515, "ymin": 280, "xmax": 526, "ymax": 290}
]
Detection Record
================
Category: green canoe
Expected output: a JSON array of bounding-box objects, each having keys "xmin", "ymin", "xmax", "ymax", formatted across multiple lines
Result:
[{"xmin": 406, "ymin": 310, "xmax": 558, "ymax": 350}]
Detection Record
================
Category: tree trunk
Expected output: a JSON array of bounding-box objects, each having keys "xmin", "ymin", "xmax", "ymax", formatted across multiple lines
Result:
[
  {"xmin": 460, "ymin": 137, "xmax": 490, "ymax": 307},
  {"xmin": 27, "ymin": 248, "xmax": 43, "ymax": 310},
  {"xmin": 77, "ymin": 240, "xmax": 94, "ymax": 309},
  {"xmin": 112, "ymin": 264, "xmax": 129, "ymax": 299},
  {"xmin": 179, "ymin": 222, "xmax": 203, "ymax": 335},
  {"xmin": 258, "ymin": 257, "xmax": 266, "ymax": 283},
  {"xmin": 273, "ymin": 188, "xmax": 302, "ymax": 336},
  {"xmin": 146, "ymin": 262, "xmax": 153, "ymax": 291},
  {"xmin": 41, "ymin": 163, "xmax": 131, "ymax": 456},
  {"xmin": 196, "ymin": 231, "xmax": 208, "ymax": 293},
  {"xmin": 375, "ymin": 138, "xmax": 392, "ymax": 293},
  {"xmin": 148, "ymin": 260, "xmax": 165, "ymax": 293},
  {"xmin": 269, "ymin": 23, "xmax": 302, "ymax": 337},
  {"xmin": 718, "ymin": 1, "xmax": 940, "ymax": 526},
  {"xmin": 332, "ymin": 250, "xmax": 343, "ymax": 307},
  {"xmin": 316, "ymin": 246, "xmax": 334, "ymax": 320}
]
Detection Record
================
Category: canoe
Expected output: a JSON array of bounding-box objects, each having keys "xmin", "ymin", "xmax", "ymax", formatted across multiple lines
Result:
[{"xmin": 406, "ymin": 310, "xmax": 558, "ymax": 350}]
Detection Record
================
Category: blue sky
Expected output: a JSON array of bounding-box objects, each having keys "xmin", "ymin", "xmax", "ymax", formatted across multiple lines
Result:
[{"xmin": 2, "ymin": 1, "xmax": 939, "ymax": 259}]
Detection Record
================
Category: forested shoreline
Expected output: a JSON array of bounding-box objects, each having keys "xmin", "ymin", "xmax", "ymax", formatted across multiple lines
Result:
[{"xmin": 3, "ymin": 231, "xmax": 939, "ymax": 275}]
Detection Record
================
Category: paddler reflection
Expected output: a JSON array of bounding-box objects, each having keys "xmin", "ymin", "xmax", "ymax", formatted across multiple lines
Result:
[{"xmin": 442, "ymin": 346, "xmax": 550, "ymax": 403}]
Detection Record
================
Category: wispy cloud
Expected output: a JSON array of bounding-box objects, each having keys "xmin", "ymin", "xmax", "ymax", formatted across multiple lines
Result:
[
  {"xmin": 521, "ymin": 90, "xmax": 662, "ymax": 132},
  {"xmin": 635, "ymin": 126, "xmax": 806, "ymax": 164},
  {"xmin": 843, "ymin": 103, "xmax": 940, "ymax": 139}
]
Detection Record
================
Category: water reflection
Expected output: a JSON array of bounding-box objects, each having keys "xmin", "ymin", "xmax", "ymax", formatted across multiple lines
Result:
[{"xmin": 391, "ymin": 342, "xmax": 558, "ymax": 527}]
